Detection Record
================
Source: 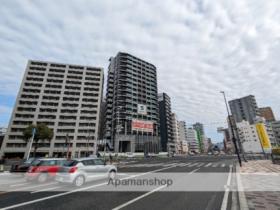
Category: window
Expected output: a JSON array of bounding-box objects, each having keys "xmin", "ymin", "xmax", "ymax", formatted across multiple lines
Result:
[{"xmin": 94, "ymin": 159, "xmax": 104, "ymax": 165}]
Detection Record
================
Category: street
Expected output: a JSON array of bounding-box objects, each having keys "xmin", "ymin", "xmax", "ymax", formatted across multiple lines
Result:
[{"xmin": 0, "ymin": 156, "xmax": 237, "ymax": 210}]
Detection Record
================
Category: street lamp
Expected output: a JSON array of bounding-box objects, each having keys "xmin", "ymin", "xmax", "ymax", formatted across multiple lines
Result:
[{"xmin": 220, "ymin": 91, "xmax": 242, "ymax": 167}]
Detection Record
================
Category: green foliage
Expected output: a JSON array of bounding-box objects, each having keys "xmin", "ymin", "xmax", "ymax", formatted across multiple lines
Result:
[
  {"xmin": 23, "ymin": 124, "xmax": 54, "ymax": 157},
  {"xmin": 272, "ymin": 147, "xmax": 280, "ymax": 155}
]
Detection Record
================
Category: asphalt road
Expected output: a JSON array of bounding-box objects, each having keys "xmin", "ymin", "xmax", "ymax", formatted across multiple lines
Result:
[{"xmin": 0, "ymin": 155, "xmax": 237, "ymax": 210}]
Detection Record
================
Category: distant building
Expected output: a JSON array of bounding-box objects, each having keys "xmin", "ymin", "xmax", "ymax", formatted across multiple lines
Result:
[
  {"xmin": 271, "ymin": 121, "xmax": 280, "ymax": 146},
  {"xmin": 217, "ymin": 127, "xmax": 234, "ymax": 153},
  {"xmin": 178, "ymin": 121, "xmax": 188, "ymax": 154},
  {"xmin": 0, "ymin": 60, "xmax": 104, "ymax": 158},
  {"xmin": 229, "ymin": 95, "xmax": 260, "ymax": 124},
  {"xmin": 158, "ymin": 93, "xmax": 173, "ymax": 152},
  {"xmin": 0, "ymin": 128, "xmax": 7, "ymax": 150},
  {"xmin": 259, "ymin": 107, "xmax": 276, "ymax": 122},
  {"xmin": 186, "ymin": 127, "xmax": 199, "ymax": 153},
  {"xmin": 193, "ymin": 122, "xmax": 205, "ymax": 152},
  {"xmin": 171, "ymin": 113, "xmax": 180, "ymax": 154}
]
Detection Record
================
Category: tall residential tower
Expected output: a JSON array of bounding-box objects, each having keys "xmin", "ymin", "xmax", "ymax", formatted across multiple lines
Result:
[
  {"xmin": 104, "ymin": 52, "xmax": 160, "ymax": 153},
  {"xmin": 158, "ymin": 93, "xmax": 173, "ymax": 152}
]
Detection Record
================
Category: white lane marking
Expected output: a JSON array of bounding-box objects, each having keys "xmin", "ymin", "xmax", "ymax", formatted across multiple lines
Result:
[
  {"xmin": 221, "ymin": 164, "xmax": 226, "ymax": 167},
  {"xmin": 189, "ymin": 163, "xmax": 198, "ymax": 167},
  {"xmin": 2, "ymin": 163, "xmax": 181, "ymax": 210},
  {"xmin": 112, "ymin": 167, "xmax": 200, "ymax": 210},
  {"xmin": 112, "ymin": 185, "xmax": 167, "ymax": 210},
  {"xmin": 221, "ymin": 165, "xmax": 233, "ymax": 210},
  {"xmin": 31, "ymin": 186, "xmax": 63, "ymax": 194},
  {"xmin": 212, "ymin": 163, "xmax": 219, "ymax": 167},
  {"xmin": 10, "ymin": 183, "xmax": 29, "ymax": 187},
  {"xmin": 188, "ymin": 168, "xmax": 200, "ymax": 174},
  {"xmin": 196, "ymin": 163, "xmax": 205, "ymax": 167},
  {"xmin": 205, "ymin": 163, "xmax": 212, "ymax": 167},
  {"xmin": 11, "ymin": 182, "xmax": 57, "ymax": 192}
]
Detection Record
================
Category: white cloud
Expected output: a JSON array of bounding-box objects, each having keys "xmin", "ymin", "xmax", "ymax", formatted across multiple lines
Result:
[{"xmin": 1, "ymin": 0, "xmax": 280, "ymax": 141}]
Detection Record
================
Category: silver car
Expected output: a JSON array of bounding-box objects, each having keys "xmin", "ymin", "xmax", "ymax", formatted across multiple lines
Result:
[{"xmin": 55, "ymin": 158, "xmax": 117, "ymax": 187}]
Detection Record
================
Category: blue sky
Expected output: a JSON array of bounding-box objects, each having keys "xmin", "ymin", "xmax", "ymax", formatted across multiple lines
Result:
[{"xmin": 1, "ymin": 0, "xmax": 280, "ymax": 142}]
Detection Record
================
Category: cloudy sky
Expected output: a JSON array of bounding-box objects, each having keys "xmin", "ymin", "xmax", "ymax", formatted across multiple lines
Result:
[{"xmin": 1, "ymin": 0, "xmax": 280, "ymax": 142}]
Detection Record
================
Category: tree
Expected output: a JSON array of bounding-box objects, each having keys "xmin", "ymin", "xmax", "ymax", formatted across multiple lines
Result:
[{"xmin": 23, "ymin": 124, "xmax": 54, "ymax": 158}]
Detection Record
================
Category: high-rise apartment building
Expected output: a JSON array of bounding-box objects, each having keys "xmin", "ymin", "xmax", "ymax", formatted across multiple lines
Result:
[
  {"xmin": 104, "ymin": 52, "xmax": 159, "ymax": 153},
  {"xmin": 259, "ymin": 107, "xmax": 276, "ymax": 122},
  {"xmin": 158, "ymin": 93, "xmax": 173, "ymax": 152},
  {"xmin": 229, "ymin": 95, "xmax": 260, "ymax": 124},
  {"xmin": 0, "ymin": 60, "xmax": 103, "ymax": 158}
]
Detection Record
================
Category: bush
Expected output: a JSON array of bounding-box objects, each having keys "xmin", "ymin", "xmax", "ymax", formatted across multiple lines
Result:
[{"xmin": 272, "ymin": 147, "xmax": 280, "ymax": 155}]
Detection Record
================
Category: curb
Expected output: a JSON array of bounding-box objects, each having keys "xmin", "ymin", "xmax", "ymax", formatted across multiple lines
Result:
[{"xmin": 236, "ymin": 164, "xmax": 249, "ymax": 210}]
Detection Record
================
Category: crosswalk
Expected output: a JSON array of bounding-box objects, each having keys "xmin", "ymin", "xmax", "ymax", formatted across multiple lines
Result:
[{"xmin": 118, "ymin": 162, "xmax": 232, "ymax": 168}]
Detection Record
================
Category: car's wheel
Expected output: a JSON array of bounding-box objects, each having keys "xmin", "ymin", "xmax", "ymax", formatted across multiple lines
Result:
[
  {"xmin": 38, "ymin": 173, "xmax": 48, "ymax": 183},
  {"xmin": 74, "ymin": 175, "xmax": 85, "ymax": 187},
  {"xmin": 108, "ymin": 170, "xmax": 116, "ymax": 180}
]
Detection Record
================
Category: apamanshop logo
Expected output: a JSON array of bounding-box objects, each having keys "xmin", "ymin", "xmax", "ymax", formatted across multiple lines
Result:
[{"xmin": 108, "ymin": 178, "xmax": 173, "ymax": 187}]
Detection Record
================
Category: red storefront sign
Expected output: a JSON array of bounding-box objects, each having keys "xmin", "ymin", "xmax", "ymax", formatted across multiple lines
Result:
[{"xmin": 132, "ymin": 119, "xmax": 154, "ymax": 133}]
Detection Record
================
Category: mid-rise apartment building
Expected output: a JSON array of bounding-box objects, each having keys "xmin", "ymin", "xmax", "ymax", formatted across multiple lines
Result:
[
  {"xmin": 229, "ymin": 95, "xmax": 260, "ymax": 124},
  {"xmin": 186, "ymin": 127, "xmax": 199, "ymax": 153},
  {"xmin": 158, "ymin": 93, "xmax": 173, "ymax": 152},
  {"xmin": 171, "ymin": 113, "xmax": 180, "ymax": 154},
  {"xmin": 0, "ymin": 60, "xmax": 103, "ymax": 158},
  {"xmin": 178, "ymin": 121, "xmax": 188, "ymax": 154},
  {"xmin": 259, "ymin": 107, "xmax": 276, "ymax": 122},
  {"xmin": 236, "ymin": 120, "xmax": 263, "ymax": 153},
  {"xmin": 104, "ymin": 52, "xmax": 160, "ymax": 153}
]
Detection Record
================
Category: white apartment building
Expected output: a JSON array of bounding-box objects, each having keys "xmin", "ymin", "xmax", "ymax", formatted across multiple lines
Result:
[
  {"xmin": 236, "ymin": 120, "xmax": 263, "ymax": 153},
  {"xmin": 171, "ymin": 113, "xmax": 181, "ymax": 154},
  {"xmin": 178, "ymin": 121, "xmax": 188, "ymax": 154},
  {"xmin": 0, "ymin": 60, "xmax": 103, "ymax": 158},
  {"xmin": 186, "ymin": 127, "xmax": 199, "ymax": 153}
]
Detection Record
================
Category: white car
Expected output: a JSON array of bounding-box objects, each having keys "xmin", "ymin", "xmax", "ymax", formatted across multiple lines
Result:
[{"xmin": 56, "ymin": 158, "xmax": 117, "ymax": 187}]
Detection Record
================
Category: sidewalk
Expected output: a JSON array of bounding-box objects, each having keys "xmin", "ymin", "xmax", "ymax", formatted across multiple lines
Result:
[{"xmin": 239, "ymin": 160, "xmax": 280, "ymax": 210}]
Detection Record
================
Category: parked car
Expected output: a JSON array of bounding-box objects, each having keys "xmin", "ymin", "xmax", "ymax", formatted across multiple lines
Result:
[
  {"xmin": 10, "ymin": 158, "xmax": 37, "ymax": 174},
  {"xmin": 25, "ymin": 158, "xmax": 67, "ymax": 183},
  {"xmin": 55, "ymin": 157, "xmax": 117, "ymax": 187}
]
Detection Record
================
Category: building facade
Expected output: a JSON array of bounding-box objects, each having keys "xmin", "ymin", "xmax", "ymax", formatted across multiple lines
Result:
[
  {"xmin": 271, "ymin": 121, "xmax": 280, "ymax": 146},
  {"xmin": 171, "ymin": 113, "xmax": 180, "ymax": 154},
  {"xmin": 229, "ymin": 95, "xmax": 260, "ymax": 124},
  {"xmin": 158, "ymin": 93, "xmax": 173, "ymax": 152},
  {"xmin": 258, "ymin": 107, "xmax": 276, "ymax": 122},
  {"xmin": 178, "ymin": 121, "xmax": 188, "ymax": 154},
  {"xmin": 193, "ymin": 122, "xmax": 205, "ymax": 152},
  {"xmin": 0, "ymin": 128, "xmax": 7, "ymax": 151},
  {"xmin": 0, "ymin": 60, "xmax": 103, "ymax": 158},
  {"xmin": 104, "ymin": 52, "xmax": 160, "ymax": 153},
  {"xmin": 186, "ymin": 127, "xmax": 199, "ymax": 153},
  {"xmin": 236, "ymin": 120, "xmax": 263, "ymax": 153}
]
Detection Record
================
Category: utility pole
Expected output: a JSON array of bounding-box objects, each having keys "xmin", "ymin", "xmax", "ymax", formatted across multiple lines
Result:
[
  {"xmin": 66, "ymin": 133, "xmax": 70, "ymax": 160},
  {"xmin": 220, "ymin": 91, "xmax": 242, "ymax": 167},
  {"xmin": 26, "ymin": 128, "xmax": 36, "ymax": 160}
]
